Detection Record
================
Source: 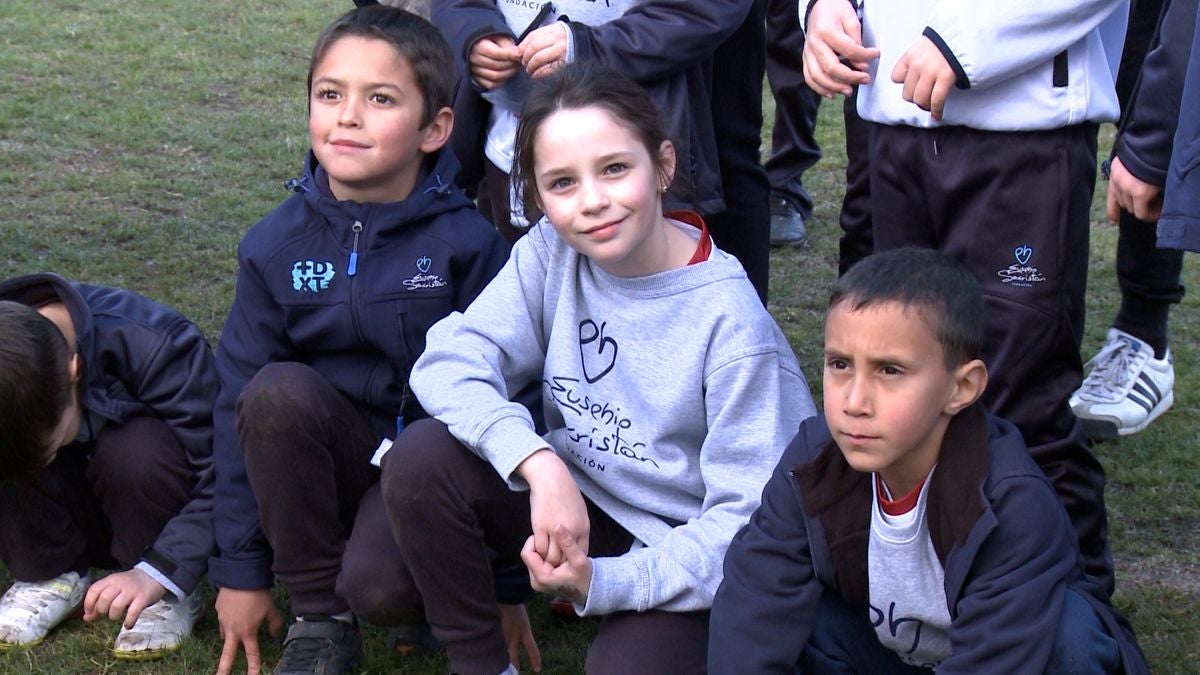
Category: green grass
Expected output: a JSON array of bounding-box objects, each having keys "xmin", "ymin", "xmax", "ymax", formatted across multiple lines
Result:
[{"xmin": 2, "ymin": 1, "xmax": 1198, "ymax": 672}]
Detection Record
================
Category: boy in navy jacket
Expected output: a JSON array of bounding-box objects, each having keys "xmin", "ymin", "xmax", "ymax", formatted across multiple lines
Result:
[
  {"xmin": 803, "ymin": 0, "xmax": 1128, "ymax": 594},
  {"xmin": 0, "ymin": 273, "xmax": 215, "ymax": 660},
  {"xmin": 709, "ymin": 249, "xmax": 1147, "ymax": 674},
  {"xmin": 209, "ymin": 6, "xmax": 511, "ymax": 675}
]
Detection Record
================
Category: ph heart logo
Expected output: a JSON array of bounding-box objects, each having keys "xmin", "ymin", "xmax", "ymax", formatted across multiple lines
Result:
[
  {"xmin": 416, "ymin": 256, "xmax": 432, "ymax": 273},
  {"xmin": 578, "ymin": 319, "xmax": 618, "ymax": 384},
  {"xmin": 1014, "ymin": 246, "xmax": 1032, "ymax": 266}
]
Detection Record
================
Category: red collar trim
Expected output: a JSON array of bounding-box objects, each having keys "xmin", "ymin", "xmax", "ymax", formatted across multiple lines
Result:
[
  {"xmin": 666, "ymin": 210, "xmax": 712, "ymax": 265},
  {"xmin": 876, "ymin": 472, "xmax": 929, "ymax": 516}
]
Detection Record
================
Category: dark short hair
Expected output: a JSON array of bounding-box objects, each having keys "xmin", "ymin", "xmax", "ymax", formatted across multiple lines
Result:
[
  {"xmin": 307, "ymin": 4, "xmax": 455, "ymax": 127},
  {"xmin": 512, "ymin": 61, "xmax": 674, "ymax": 222},
  {"xmin": 0, "ymin": 301, "xmax": 73, "ymax": 481},
  {"xmin": 829, "ymin": 248, "xmax": 983, "ymax": 368}
]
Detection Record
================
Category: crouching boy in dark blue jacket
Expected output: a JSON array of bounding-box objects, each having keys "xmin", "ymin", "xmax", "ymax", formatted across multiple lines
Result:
[
  {"xmin": 709, "ymin": 248, "xmax": 1147, "ymax": 674},
  {"xmin": 0, "ymin": 273, "xmax": 216, "ymax": 660},
  {"xmin": 209, "ymin": 6, "xmax": 514, "ymax": 675}
]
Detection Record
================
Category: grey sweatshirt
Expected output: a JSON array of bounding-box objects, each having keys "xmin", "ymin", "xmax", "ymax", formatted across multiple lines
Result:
[{"xmin": 410, "ymin": 219, "xmax": 816, "ymax": 615}]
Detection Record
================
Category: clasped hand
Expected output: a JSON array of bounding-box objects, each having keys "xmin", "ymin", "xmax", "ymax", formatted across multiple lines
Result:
[
  {"xmin": 468, "ymin": 23, "xmax": 569, "ymax": 89},
  {"xmin": 522, "ymin": 525, "xmax": 593, "ymax": 607}
]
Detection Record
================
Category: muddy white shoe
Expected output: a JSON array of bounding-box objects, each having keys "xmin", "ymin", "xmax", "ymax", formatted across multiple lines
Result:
[
  {"xmin": 0, "ymin": 571, "xmax": 90, "ymax": 650},
  {"xmin": 112, "ymin": 588, "xmax": 203, "ymax": 660}
]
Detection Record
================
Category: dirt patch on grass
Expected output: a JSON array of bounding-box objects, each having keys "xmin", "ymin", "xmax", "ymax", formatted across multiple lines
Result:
[{"xmin": 1118, "ymin": 553, "xmax": 1200, "ymax": 595}]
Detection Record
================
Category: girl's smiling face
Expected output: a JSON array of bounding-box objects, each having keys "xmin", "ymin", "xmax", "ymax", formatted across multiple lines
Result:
[{"xmin": 531, "ymin": 106, "xmax": 678, "ymax": 277}]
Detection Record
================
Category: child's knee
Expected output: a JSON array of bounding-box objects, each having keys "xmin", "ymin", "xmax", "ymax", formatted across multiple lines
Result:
[
  {"xmin": 1046, "ymin": 589, "xmax": 1121, "ymax": 675},
  {"xmin": 379, "ymin": 418, "xmax": 462, "ymax": 505},
  {"xmin": 235, "ymin": 362, "xmax": 325, "ymax": 443},
  {"xmin": 336, "ymin": 557, "xmax": 420, "ymax": 626}
]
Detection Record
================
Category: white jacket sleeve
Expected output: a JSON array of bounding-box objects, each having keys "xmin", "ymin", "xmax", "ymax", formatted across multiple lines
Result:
[{"xmin": 925, "ymin": 0, "xmax": 1124, "ymax": 89}]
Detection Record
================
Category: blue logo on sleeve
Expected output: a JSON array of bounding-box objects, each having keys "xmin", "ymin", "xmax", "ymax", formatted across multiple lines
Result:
[{"xmin": 292, "ymin": 260, "xmax": 336, "ymax": 292}]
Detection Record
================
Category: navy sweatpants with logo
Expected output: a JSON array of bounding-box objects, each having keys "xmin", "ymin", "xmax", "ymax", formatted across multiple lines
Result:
[{"xmin": 866, "ymin": 122, "xmax": 1115, "ymax": 594}]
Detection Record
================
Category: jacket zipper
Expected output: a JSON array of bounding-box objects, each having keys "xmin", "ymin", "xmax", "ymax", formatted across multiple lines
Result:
[{"xmin": 347, "ymin": 220, "xmax": 363, "ymax": 277}]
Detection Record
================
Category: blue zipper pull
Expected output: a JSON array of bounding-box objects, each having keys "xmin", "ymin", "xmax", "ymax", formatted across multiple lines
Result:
[{"xmin": 347, "ymin": 220, "xmax": 363, "ymax": 277}]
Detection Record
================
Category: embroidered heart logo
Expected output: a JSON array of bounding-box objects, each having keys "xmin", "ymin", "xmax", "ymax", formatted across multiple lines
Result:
[
  {"xmin": 416, "ymin": 256, "xmax": 432, "ymax": 273},
  {"xmin": 578, "ymin": 319, "xmax": 618, "ymax": 384},
  {"xmin": 1014, "ymin": 246, "xmax": 1032, "ymax": 266}
]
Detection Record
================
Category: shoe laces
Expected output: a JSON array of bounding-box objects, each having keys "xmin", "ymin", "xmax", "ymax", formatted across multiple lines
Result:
[{"xmin": 1079, "ymin": 338, "xmax": 1145, "ymax": 401}]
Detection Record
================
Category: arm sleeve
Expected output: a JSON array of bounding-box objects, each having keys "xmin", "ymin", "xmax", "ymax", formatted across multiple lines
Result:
[
  {"xmin": 409, "ymin": 227, "xmax": 553, "ymax": 485},
  {"xmin": 937, "ymin": 476, "xmax": 1077, "ymax": 674},
  {"xmin": 567, "ymin": 0, "xmax": 754, "ymax": 82},
  {"xmin": 708, "ymin": 429, "xmax": 827, "ymax": 674},
  {"xmin": 1116, "ymin": 0, "xmax": 1199, "ymax": 186},
  {"xmin": 432, "ymin": 0, "xmax": 514, "ymax": 76},
  {"xmin": 126, "ymin": 316, "xmax": 219, "ymax": 595},
  {"xmin": 924, "ymin": 0, "xmax": 1125, "ymax": 90},
  {"xmin": 208, "ymin": 258, "xmax": 293, "ymax": 590},
  {"xmin": 581, "ymin": 348, "xmax": 816, "ymax": 615}
]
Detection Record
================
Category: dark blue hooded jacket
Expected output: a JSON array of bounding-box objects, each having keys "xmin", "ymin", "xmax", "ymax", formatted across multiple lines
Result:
[
  {"xmin": 0, "ymin": 273, "xmax": 217, "ymax": 595},
  {"xmin": 209, "ymin": 148, "xmax": 509, "ymax": 589}
]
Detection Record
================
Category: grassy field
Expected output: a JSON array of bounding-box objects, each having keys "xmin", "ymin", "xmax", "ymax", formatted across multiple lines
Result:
[{"xmin": 2, "ymin": 1, "xmax": 1198, "ymax": 672}]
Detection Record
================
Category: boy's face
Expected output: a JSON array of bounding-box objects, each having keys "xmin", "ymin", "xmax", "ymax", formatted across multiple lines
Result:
[
  {"xmin": 309, "ymin": 36, "xmax": 450, "ymax": 204},
  {"xmin": 39, "ymin": 356, "xmax": 83, "ymax": 468},
  {"xmin": 823, "ymin": 300, "xmax": 972, "ymax": 494}
]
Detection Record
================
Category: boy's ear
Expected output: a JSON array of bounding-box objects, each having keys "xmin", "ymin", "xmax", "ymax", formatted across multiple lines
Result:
[
  {"xmin": 418, "ymin": 106, "xmax": 454, "ymax": 154},
  {"xmin": 67, "ymin": 352, "xmax": 82, "ymax": 383},
  {"xmin": 944, "ymin": 358, "xmax": 987, "ymax": 416},
  {"xmin": 658, "ymin": 140, "xmax": 677, "ymax": 192}
]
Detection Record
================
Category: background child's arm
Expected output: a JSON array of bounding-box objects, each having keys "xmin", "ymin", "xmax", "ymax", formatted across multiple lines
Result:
[
  {"xmin": 803, "ymin": 0, "xmax": 879, "ymax": 97},
  {"xmin": 431, "ymin": 1, "xmax": 517, "ymax": 89},
  {"xmin": 890, "ymin": 37, "xmax": 958, "ymax": 120},
  {"xmin": 562, "ymin": 1, "xmax": 753, "ymax": 83},
  {"xmin": 921, "ymin": 0, "xmax": 1124, "ymax": 91},
  {"xmin": 469, "ymin": 34, "xmax": 521, "ymax": 89}
]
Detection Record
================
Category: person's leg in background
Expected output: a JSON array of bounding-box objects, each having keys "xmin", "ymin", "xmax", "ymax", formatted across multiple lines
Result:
[
  {"xmin": 708, "ymin": 0, "xmax": 772, "ymax": 304},
  {"xmin": 764, "ymin": 0, "xmax": 823, "ymax": 250}
]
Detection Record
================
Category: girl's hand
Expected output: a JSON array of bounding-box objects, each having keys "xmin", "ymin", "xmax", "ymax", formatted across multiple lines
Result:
[
  {"xmin": 517, "ymin": 449, "xmax": 589, "ymax": 565},
  {"xmin": 522, "ymin": 526, "xmax": 593, "ymax": 606},
  {"xmin": 83, "ymin": 568, "xmax": 166, "ymax": 628},
  {"xmin": 519, "ymin": 23, "xmax": 569, "ymax": 79},
  {"xmin": 469, "ymin": 35, "xmax": 522, "ymax": 89}
]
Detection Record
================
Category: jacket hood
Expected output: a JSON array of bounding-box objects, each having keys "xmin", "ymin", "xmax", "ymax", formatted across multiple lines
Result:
[
  {"xmin": 0, "ymin": 272, "xmax": 93, "ymax": 359},
  {"xmin": 282, "ymin": 146, "xmax": 476, "ymax": 246}
]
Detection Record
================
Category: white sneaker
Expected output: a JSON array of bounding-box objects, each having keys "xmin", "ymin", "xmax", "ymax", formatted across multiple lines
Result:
[
  {"xmin": 1070, "ymin": 328, "xmax": 1175, "ymax": 440},
  {"xmin": 0, "ymin": 571, "xmax": 90, "ymax": 650},
  {"xmin": 112, "ymin": 588, "xmax": 203, "ymax": 660}
]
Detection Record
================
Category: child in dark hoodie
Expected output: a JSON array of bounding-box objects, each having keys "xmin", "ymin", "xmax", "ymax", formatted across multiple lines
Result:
[{"xmin": 207, "ymin": 6, "xmax": 511, "ymax": 675}]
